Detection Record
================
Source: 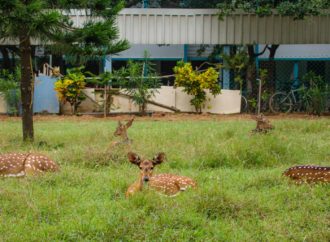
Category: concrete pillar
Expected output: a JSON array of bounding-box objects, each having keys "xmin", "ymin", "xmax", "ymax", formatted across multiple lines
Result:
[
  {"xmin": 222, "ymin": 46, "xmax": 230, "ymax": 89},
  {"xmin": 104, "ymin": 55, "xmax": 112, "ymax": 73},
  {"xmin": 142, "ymin": 0, "xmax": 148, "ymax": 8},
  {"xmin": 293, "ymin": 61, "xmax": 300, "ymax": 88},
  {"xmin": 183, "ymin": 44, "xmax": 188, "ymax": 62}
]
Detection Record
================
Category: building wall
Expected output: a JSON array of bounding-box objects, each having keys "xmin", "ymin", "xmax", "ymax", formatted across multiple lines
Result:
[
  {"xmin": 259, "ymin": 45, "xmax": 330, "ymax": 59},
  {"xmin": 0, "ymin": 94, "xmax": 7, "ymax": 113},
  {"xmin": 62, "ymin": 87, "xmax": 241, "ymax": 114}
]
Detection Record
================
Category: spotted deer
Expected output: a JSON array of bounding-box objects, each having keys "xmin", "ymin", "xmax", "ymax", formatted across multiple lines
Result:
[
  {"xmin": 110, "ymin": 118, "xmax": 134, "ymax": 148},
  {"xmin": 283, "ymin": 165, "xmax": 329, "ymax": 184},
  {"xmin": 252, "ymin": 114, "xmax": 274, "ymax": 133},
  {"xmin": 126, "ymin": 152, "xmax": 197, "ymax": 197},
  {"xmin": 0, "ymin": 153, "xmax": 59, "ymax": 177}
]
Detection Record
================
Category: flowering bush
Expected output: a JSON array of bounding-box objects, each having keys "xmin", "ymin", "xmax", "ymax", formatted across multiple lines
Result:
[
  {"xmin": 174, "ymin": 61, "xmax": 221, "ymax": 113},
  {"xmin": 54, "ymin": 67, "xmax": 86, "ymax": 115}
]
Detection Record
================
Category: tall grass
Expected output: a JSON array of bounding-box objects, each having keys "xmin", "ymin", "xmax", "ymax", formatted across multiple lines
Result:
[{"xmin": 0, "ymin": 117, "xmax": 329, "ymax": 241}]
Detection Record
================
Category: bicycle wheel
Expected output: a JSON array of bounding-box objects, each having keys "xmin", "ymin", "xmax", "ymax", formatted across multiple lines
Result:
[
  {"xmin": 269, "ymin": 92, "xmax": 293, "ymax": 113},
  {"xmin": 241, "ymin": 95, "xmax": 248, "ymax": 113}
]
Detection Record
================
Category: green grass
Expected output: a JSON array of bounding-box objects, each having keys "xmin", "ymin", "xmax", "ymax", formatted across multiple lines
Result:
[{"xmin": 0, "ymin": 117, "xmax": 329, "ymax": 241}]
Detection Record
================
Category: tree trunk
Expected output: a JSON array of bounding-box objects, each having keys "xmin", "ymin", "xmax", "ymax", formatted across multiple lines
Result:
[
  {"xmin": 140, "ymin": 102, "xmax": 146, "ymax": 116},
  {"xmin": 19, "ymin": 34, "xmax": 34, "ymax": 142}
]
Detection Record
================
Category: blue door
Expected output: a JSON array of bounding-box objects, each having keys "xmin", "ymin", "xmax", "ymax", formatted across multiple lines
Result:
[{"xmin": 33, "ymin": 75, "xmax": 60, "ymax": 114}]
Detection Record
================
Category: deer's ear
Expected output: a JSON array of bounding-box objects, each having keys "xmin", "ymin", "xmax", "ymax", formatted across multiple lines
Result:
[
  {"xmin": 126, "ymin": 118, "xmax": 134, "ymax": 128},
  {"xmin": 127, "ymin": 152, "xmax": 141, "ymax": 165},
  {"xmin": 117, "ymin": 120, "xmax": 123, "ymax": 127},
  {"xmin": 153, "ymin": 152, "xmax": 166, "ymax": 165}
]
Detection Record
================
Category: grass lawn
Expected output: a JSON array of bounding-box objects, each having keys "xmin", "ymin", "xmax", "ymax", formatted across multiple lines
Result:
[{"xmin": 0, "ymin": 116, "xmax": 329, "ymax": 241}]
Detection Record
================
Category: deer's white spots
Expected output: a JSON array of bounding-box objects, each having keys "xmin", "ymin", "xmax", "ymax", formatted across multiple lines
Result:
[
  {"xmin": 284, "ymin": 165, "xmax": 329, "ymax": 184},
  {"xmin": 0, "ymin": 153, "xmax": 59, "ymax": 177}
]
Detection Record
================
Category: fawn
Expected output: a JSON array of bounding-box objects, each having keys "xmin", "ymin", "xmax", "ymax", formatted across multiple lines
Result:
[
  {"xmin": 0, "ymin": 153, "xmax": 59, "ymax": 177},
  {"xmin": 126, "ymin": 152, "xmax": 197, "ymax": 197},
  {"xmin": 283, "ymin": 165, "xmax": 329, "ymax": 184},
  {"xmin": 252, "ymin": 114, "xmax": 274, "ymax": 133},
  {"xmin": 110, "ymin": 118, "xmax": 134, "ymax": 148}
]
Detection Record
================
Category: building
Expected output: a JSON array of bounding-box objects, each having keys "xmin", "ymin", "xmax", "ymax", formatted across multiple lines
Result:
[{"xmin": 1, "ymin": 2, "xmax": 329, "ymax": 114}]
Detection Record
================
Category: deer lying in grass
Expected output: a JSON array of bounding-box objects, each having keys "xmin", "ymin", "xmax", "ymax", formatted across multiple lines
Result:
[
  {"xmin": 126, "ymin": 152, "xmax": 197, "ymax": 197},
  {"xmin": 110, "ymin": 118, "xmax": 134, "ymax": 148},
  {"xmin": 283, "ymin": 165, "xmax": 329, "ymax": 184},
  {"xmin": 0, "ymin": 153, "xmax": 59, "ymax": 177},
  {"xmin": 252, "ymin": 114, "xmax": 274, "ymax": 133}
]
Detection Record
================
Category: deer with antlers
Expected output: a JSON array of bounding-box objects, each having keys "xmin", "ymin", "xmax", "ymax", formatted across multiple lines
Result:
[
  {"xmin": 283, "ymin": 165, "xmax": 329, "ymax": 184},
  {"xmin": 252, "ymin": 114, "xmax": 274, "ymax": 133},
  {"xmin": 0, "ymin": 153, "xmax": 59, "ymax": 177},
  {"xmin": 126, "ymin": 152, "xmax": 197, "ymax": 197}
]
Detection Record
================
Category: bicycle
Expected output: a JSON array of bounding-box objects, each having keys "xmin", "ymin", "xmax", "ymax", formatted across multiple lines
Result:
[
  {"xmin": 269, "ymin": 87, "xmax": 306, "ymax": 113},
  {"xmin": 241, "ymin": 91, "xmax": 271, "ymax": 113}
]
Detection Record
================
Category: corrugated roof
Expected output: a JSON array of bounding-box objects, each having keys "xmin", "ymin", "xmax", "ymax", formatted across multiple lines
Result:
[{"xmin": 1, "ymin": 8, "xmax": 329, "ymax": 45}]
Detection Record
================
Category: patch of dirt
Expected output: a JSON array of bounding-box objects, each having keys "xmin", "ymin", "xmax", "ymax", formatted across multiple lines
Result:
[{"xmin": 0, "ymin": 112, "xmax": 329, "ymax": 122}]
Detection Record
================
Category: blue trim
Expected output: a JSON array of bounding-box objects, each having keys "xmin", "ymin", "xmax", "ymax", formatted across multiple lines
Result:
[
  {"xmin": 183, "ymin": 44, "xmax": 188, "ymax": 62},
  {"xmin": 142, "ymin": 0, "xmax": 148, "ymax": 8},
  {"xmin": 293, "ymin": 62, "xmax": 299, "ymax": 80},
  {"xmin": 189, "ymin": 57, "xmax": 221, "ymax": 61},
  {"xmin": 259, "ymin": 58, "xmax": 330, "ymax": 61},
  {"xmin": 293, "ymin": 62, "xmax": 300, "ymax": 88},
  {"xmin": 255, "ymin": 44, "xmax": 260, "ymax": 78},
  {"xmin": 102, "ymin": 56, "xmax": 105, "ymax": 72},
  {"xmin": 104, "ymin": 55, "xmax": 112, "ymax": 73},
  {"xmin": 222, "ymin": 46, "xmax": 230, "ymax": 90}
]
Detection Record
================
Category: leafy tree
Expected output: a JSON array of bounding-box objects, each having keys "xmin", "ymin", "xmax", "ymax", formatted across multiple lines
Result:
[
  {"xmin": 222, "ymin": 48, "xmax": 249, "ymax": 91},
  {"xmin": 174, "ymin": 61, "xmax": 221, "ymax": 113},
  {"xmin": 218, "ymin": 0, "xmax": 330, "ymax": 20},
  {"xmin": 54, "ymin": 67, "xmax": 86, "ymax": 115},
  {"xmin": 0, "ymin": 0, "xmax": 129, "ymax": 141},
  {"xmin": 115, "ymin": 52, "xmax": 161, "ymax": 115}
]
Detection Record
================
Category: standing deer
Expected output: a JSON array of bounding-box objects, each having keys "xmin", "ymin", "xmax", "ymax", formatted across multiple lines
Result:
[
  {"xmin": 252, "ymin": 114, "xmax": 274, "ymax": 133},
  {"xmin": 283, "ymin": 165, "xmax": 329, "ymax": 184},
  {"xmin": 0, "ymin": 153, "xmax": 59, "ymax": 177},
  {"xmin": 126, "ymin": 152, "xmax": 197, "ymax": 197},
  {"xmin": 110, "ymin": 118, "xmax": 134, "ymax": 148}
]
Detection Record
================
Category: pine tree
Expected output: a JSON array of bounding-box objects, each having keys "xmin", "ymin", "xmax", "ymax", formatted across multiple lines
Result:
[{"xmin": 0, "ymin": 0, "xmax": 129, "ymax": 141}]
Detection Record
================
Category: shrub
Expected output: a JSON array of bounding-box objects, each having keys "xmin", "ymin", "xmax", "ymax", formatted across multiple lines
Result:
[
  {"xmin": 54, "ymin": 67, "xmax": 86, "ymax": 115},
  {"xmin": 174, "ymin": 61, "xmax": 221, "ymax": 113},
  {"xmin": 300, "ymin": 71, "xmax": 329, "ymax": 116}
]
